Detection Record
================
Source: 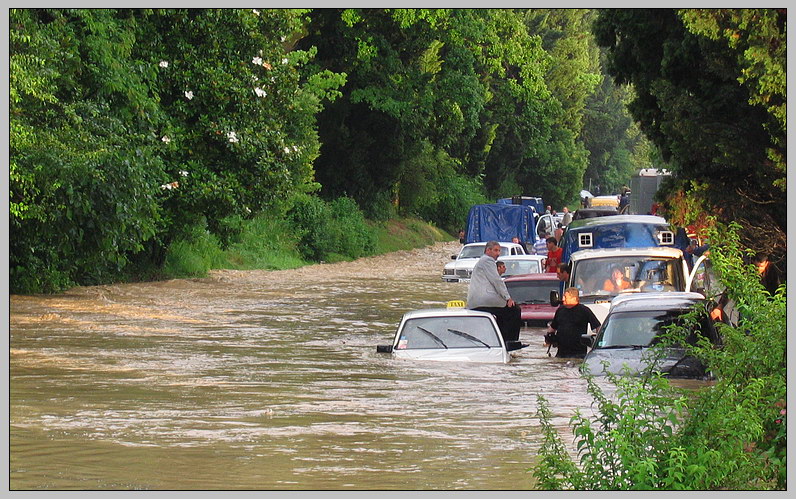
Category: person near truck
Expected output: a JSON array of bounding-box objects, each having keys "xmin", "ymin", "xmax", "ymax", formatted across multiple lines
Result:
[
  {"xmin": 546, "ymin": 287, "xmax": 601, "ymax": 358},
  {"xmin": 544, "ymin": 237, "xmax": 563, "ymax": 273},
  {"xmin": 466, "ymin": 241, "xmax": 522, "ymax": 343}
]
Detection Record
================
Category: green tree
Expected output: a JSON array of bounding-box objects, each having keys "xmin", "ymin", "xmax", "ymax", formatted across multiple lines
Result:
[
  {"xmin": 592, "ymin": 8, "xmax": 786, "ymax": 270},
  {"xmin": 10, "ymin": 9, "xmax": 164, "ymax": 291},
  {"xmin": 9, "ymin": 8, "xmax": 345, "ymax": 293}
]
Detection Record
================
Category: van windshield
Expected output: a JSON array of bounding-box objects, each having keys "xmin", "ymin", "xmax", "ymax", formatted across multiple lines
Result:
[{"xmin": 571, "ymin": 257, "xmax": 684, "ymax": 298}]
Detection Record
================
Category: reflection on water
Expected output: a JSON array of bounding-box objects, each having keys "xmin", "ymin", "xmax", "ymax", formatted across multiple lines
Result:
[{"xmin": 9, "ymin": 241, "xmax": 697, "ymax": 490}]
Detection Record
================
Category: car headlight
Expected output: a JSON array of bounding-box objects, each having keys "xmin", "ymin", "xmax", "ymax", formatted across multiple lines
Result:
[{"xmin": 443, "ymin": 268, "xmax": 455, "ymax": 275}]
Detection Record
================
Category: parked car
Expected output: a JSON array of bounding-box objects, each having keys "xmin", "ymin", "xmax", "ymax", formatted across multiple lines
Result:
[
  {"xmin": 442, "ymin": 241, "xmax": 526, "ymax": 282},
  {"xmin": 375, "ymin": 308, "xmax": 517, "ymax": 363},
  {"xmin": 497, "ymin": 254, "xmax": 545, "ymax": 278},
  {"xmin": 572, "ymin": 206, "xmax": 619, "ymax": 221},
  {"xmin": 582, "ymin": 292, "xmax": 720, "ymax": 378},
  {"xmin": 504, "ymin": 273, "xmax": 560, "ymax": 326}
]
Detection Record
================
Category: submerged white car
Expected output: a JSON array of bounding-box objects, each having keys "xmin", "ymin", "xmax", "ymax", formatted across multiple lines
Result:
[
  {"xmin": 376, "ymin": 308, "xmax": 514, "ymax": 363},
  {"xmin": 442, "ymin": 241, "xmax": 527, "ymax": 282}
]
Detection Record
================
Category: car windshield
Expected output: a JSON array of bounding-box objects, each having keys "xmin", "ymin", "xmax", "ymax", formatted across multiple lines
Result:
[
  {"xmin": 459, "ymin": 246, "xmax": 486, "ymax": 258},
  {"xmin": 396, "ymin": 316, "xmax": 502, "ymax": 350},
  {"xmin": 572, "ymin": 257, "xmax": 683, "ymax": 298},
  {"xmin": 594, "ymin": 309, "xmax": 715, "ymax": 348},
  {"xmin": 501, "ymin": 260, "xmax": 541, "ymax": 276},
  {"xmin": 506, "ymin": 280, "xmax": 558, "ymax": 304}
]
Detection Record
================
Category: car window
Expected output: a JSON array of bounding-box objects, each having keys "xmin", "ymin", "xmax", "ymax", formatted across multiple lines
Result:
[
  {"xmin": 502, "ymin": 260, "xmax": 541, "ymax": 276},
  {"xmin": 506, "ymin": 281, "xmax": 557, "ymax": 304},
  {"xmin": 596, "ymin": 309, "xmax": 715, "ymax": 348},
  {"xmin": 460, "ymin": 246, "xmax": 485, "ymax": 258},
  {"xmin": 396, "ymin": 316, "xmax": 502, "ymax": 350}
]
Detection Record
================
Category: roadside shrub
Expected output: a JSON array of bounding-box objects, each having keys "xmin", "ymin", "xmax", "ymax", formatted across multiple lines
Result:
[
  {"xmin": 287, "ymin": 194, "xmax": 376, "ymax": 262},
  {"xmin": 162, "ymin": 224, "xmax": 225, "ymax": 277},
  {"xmin": 531, "ymin": 220, "xmax": 786, "ymax": 490}
]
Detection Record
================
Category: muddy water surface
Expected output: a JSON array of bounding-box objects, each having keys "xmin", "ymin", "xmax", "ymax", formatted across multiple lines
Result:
[{"xmin": 11, "ymin": 241, "xmax": 601, "ymax": 490}]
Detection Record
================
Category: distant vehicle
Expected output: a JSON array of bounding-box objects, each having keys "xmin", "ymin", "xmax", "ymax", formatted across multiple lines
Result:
[
  {"xmin": 375, "ymin": 308, "xmax": 516, "ymax": 363},
  {"xmin": 497, "ymin": 254, "xmax": 545, "ymax": 278},
  {"xmin": 582, "ymin": 292, "xmax": 720, "ymax": 378},
  {"xmin": 442, "ymin": 241, "xmax": 527, "ymax": 282},
  {"xmin": 560, "ymin": 214, "xmax": 674, "ymax": 264},
  {"xmin": 587, "ymin": 195, "xmax": 620, "ymax": 208},
  {"xmin": 629, "ymin": 168, "xmax": 671, "ymax": 215},
  {"xmin": 572, "ymin": 206, "xmax": 620, "ymax": 221},
  {"xmin": 553, "ymin": 246, "xmax": 706, "ymax": 325},
  {"xmin": 497, "ymin": 196, "xmax": 544, "ymax": 217},
  {"xmin": 464, "ymin": 203, "xmax": 537, "ymax": 247},
  {"xmin": 535, "ymin": 213, "xmax": 564, "ymax": 239},
  {"xmin": 504, "ymin": 273, "xmax": 560, "ymax": 326}
]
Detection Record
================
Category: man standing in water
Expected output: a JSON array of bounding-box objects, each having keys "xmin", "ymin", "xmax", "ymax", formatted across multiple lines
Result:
[
  {"xmin": 546, "ymin": 287, "xmax": 601, "ymax": 358},
  {"xmin": 467, "ymin": 241, "xmax": 522, "ymax": 344}
]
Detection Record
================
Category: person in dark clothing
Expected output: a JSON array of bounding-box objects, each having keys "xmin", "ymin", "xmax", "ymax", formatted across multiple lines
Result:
[
  {"xmin": 754, "ymin": 253, "xmax": 782, "ymax": 296},
  {"xmin": 546, "ymin": 287, "xmax": 601, "ymax": 358}
]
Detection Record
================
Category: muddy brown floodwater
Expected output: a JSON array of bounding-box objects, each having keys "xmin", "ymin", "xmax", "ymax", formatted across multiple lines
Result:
[{"xmin": 10, "ymin": 240, "xmax": 646, "ymax": 490}]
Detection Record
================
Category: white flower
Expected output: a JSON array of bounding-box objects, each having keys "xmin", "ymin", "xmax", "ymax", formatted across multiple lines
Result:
[
  {"xmin": 254, "ymin": 87, "xmax": 267, "ymax": 98},
  {"xmin": 159, "ymin": 60, "xmax": 169, "ymax": 68},
  {"xmin": 227, "ymin": 131, "xmax": 239, "ymax": 143},
  {"xmin": 160, "ymin": 181, "xmax": 179, "ymax": 190},
  {"xmin": 282, "ymin": 58, "xmax": 288, "ymax": 64},
  {"xmin": 292, "ymin": 145, "xmax": 299, "ymax": 152},
  {"xmin": 244, "ymin": 206, "xmax": 251, "ymax": 214},
  {"xmin": 284, "ymin": 146, "xmax": 290, "ymax": 154},
  {"xmin": 161, "ymin": 136, "xmax": 171, "ymax": 144},
  {"xmin": 280, "ymin": 36, "xmax": 286, "ymax": 42},
  {"xmin": 179, "ymin": 170, "xmax": 189, "ymax": 177},
  {"xmin": 252, "ymin": 56, "xmax": 263, "ymax": 66},
  {"xmin": 252, "ymin": 9, "xmax": 260, "ymax": 15},
  {"xmin": 185, "ymin": 90, "xmax": 194, "ymax": 100}
]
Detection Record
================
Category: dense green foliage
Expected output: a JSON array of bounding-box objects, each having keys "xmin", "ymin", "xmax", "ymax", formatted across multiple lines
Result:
[
  {"xmin": 592, "ymin": 8, "xmax": 786, "ymax": 269},
  {"xmin": 10, "ymin": 8, "xmax": 345, "ymax": 292},
  {"xmin": 532, "ymin": 221, "xmax": 786, "ymax": 490},
  {"xmin": 10, "ymin": 8, "xmax": 785, "ymax": 294},
  {"xmin": 299, "ymin": 9, "xmax": 604, "ymax": 223}
]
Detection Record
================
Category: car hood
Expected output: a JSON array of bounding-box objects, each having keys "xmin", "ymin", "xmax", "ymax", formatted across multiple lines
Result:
[
  {"xmin": 582, "ymin": 347, "xmax": 706, "ymax": 378},
  {"xmin": 393, "ymin": 347, "xmax": 509, "ymax": 363}
]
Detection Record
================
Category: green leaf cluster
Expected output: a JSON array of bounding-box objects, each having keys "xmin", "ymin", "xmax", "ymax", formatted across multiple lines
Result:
[{"xmin": 532, "ymin": 221, "xmax": 786, "ymax": 490}]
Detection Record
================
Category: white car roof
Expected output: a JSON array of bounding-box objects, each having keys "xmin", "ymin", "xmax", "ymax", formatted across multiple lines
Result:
[
  {"xmin": 608, "ymin": 292, "xmax": 706, "ymax": 312},
  {"xmin": 498, "ymin": 254, "xmax": 545, "ymax": 262},
  {"xmin": 570, "ymin": 246, "xmax": 684, "ymax": 262},
  {"xmin": 400, "ymin": 308, "xmax": 495, "ymax": 320},
  {"xmin": 463, "ymin": 241, "xmax": 524, "ymax": 249}
]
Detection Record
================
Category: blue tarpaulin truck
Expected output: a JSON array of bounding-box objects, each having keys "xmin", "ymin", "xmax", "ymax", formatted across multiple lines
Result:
[{"xmin": 464, "ymin": 203, "xmax": 538, "ymax": 246}]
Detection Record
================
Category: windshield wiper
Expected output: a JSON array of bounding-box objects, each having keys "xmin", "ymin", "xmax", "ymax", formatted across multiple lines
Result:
[
  {"xmin": 599, "ymin": 344, "xmax": 648, "ymax": 349},
  {"xmin": 446, "ymin": 328, "xmax": 491, "ymax": 348},
  {"xmin": 519, "ymin": 299, "xmax": 547, "ymax": 304},
  {"xmin": 416, "ymin": 326, "xmax": 448, "ymax": 349}
]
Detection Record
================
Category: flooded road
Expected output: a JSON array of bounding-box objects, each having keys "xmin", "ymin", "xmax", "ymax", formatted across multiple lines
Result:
[{"xmin": 10, "ymin": 240, "xmax": 598, "ymax": 490}]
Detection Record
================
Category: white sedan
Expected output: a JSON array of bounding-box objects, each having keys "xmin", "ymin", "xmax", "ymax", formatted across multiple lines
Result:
[
  {"xmin": 376, "ymin": 308, "xmax": 512, "ymax": 363},
  {"xmin": 442, "ymin": 241, "xmax": 526, "ymax": 282}
]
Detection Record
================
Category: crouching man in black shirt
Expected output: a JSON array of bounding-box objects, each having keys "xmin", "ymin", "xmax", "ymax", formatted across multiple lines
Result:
[{"xmin": 547, "ymin": 287, "xmax": 601, "ymax": 358}]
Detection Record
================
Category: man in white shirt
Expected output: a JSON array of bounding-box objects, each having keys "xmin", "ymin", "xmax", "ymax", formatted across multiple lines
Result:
[{"xmin": 467, "ymin": 241, "xmax": 522, "ymax": 343}]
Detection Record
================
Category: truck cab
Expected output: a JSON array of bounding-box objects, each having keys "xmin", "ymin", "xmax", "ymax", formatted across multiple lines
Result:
[
  {"xmin": 552, "ymin": 246, "xmax": 705, "ymax": 326},
  {"xmin": 560, "ymin": 214, "xmax": 674, "ymax": 263}
]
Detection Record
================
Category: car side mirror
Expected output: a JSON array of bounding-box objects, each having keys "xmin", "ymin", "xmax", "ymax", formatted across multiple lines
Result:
[
  {"xmin": 451, "ymin": 255, "xmax": 457, "ymax": 260},
  {"xmin": 376, "ymin": 345, "xmax": 393, "ymax": 353},
  {"xmin": 550, "ymin": 290, "xmax": 561, "ymax": 307}
]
